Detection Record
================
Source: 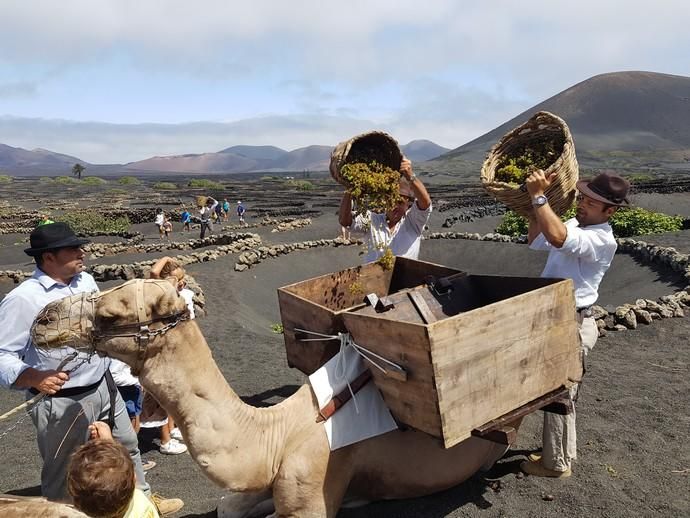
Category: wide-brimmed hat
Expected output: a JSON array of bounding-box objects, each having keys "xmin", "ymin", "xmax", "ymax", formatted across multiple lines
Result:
[
  {"xmin": 576, "ymin": 172, "xmax": 630, "ymax": 207},
  {"xmin": 24, "ymin": 222, "xmax": 90, "ymax": 257}
]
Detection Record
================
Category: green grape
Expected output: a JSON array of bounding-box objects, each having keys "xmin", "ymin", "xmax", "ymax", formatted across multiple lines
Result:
[{"xmin": 341, "ymin": 161, "xmax": 402, "ymax": 216}]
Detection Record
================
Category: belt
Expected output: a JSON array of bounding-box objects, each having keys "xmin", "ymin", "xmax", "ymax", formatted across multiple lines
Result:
[{"xmin": 29, "ymin": 375, "xmax": 103, "ymax": 398}]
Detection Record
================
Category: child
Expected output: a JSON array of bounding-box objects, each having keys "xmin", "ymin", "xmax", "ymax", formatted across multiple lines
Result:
[
  {"xmin": 154, "ymin": 208, "xmax": 164, "ymax": 238},
  {"xmin": 236, "ymin": 200, "xmax": 247, "ymax": 227},
  {"xmin": 162, "ymin": 217, "xmax": 172, "ymax": 237},
  {"xmin": 67, "ymin": 421, "xmax": 160, "ymax": 518},
  {"xmin": 180, "ymin": 207, "xmax": 192, "ymax": 233}
]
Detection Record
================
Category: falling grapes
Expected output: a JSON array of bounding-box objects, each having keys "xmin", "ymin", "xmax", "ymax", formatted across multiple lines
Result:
[{"xmin": 341, "ymin": 161, "xmax": 402, "ymax": 216}]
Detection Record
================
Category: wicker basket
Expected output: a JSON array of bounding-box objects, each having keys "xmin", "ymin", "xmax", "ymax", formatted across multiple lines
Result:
[
  {"xmin": 480, "ymin": 111, "xmax": 578, "ymax": 217},
  {"xmin": 330, "ymin": 131, "xmax": 403, "ymax": 187}
]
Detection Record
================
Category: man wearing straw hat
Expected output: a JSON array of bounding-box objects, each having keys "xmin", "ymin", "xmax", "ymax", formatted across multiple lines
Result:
[
  {"xmin": 521, "ymin": 171, "xmax": 630, "ymax": 478},
  {"xmin": 339, "ymin": 157, "xmax": 432, "ymax": 263},
  {"xmin": 0, "ymin": 223, "xmax": 183, "ymax": 514}
]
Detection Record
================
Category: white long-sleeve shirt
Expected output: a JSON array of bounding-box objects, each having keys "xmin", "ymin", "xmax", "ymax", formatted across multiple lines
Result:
[
  {"xmin": 0, "ymin": 269, "xmax": 107, "ymax": 390},
  {"xmin": 351, "ymin": 202, "xmax": 432, "ymax": 263},
  {"xmin": 529, "ymin": 218, "xmax": 617, "ymax": 308}
]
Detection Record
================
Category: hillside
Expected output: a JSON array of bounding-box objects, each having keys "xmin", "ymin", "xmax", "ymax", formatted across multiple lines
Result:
[
  {"xmin": 438, "ymin": 71, "xmax": 690, "ymax": 174},
  {"xmin": 0, "ymin": 143, "xmax": 87, "ymax": 175}
]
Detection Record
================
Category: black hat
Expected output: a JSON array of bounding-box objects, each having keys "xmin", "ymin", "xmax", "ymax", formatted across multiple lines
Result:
[
  {"xmin": 24, "ymin": 223, "xmax": 90, "ymax": 257},
  {"xmin": 576, "ymin": 172, "xmax": 631, "ymax": 207}
]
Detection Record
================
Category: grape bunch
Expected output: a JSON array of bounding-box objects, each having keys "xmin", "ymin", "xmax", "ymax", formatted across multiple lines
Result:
[
  {"xmin": 341, "ymin": 161, "xmax": 402, "ymax": 216},
  {"xmin": 494, "ymin": 137, "xmax": 564, "ymax": 186}
]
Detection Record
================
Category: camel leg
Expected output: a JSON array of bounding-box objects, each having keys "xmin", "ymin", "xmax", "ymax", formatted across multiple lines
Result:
[{"xmin": 217, "ymin": 489, "xmax": 272, "ymax": 518}]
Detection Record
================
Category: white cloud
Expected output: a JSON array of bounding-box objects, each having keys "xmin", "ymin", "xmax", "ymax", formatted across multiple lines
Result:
[{"xmin": 0, "ymin": 1, "xmax": 688, "ymax": 161}]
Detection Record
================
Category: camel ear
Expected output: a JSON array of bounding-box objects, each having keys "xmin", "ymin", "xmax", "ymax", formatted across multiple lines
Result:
[{"xmin": 148, "ymin": 279, "xmax": 183, "ymax": 317}]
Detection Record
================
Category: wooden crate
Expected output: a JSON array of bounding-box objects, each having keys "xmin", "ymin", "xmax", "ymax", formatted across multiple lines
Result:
[
  {"xmin": 342, "ymin": 272, "xmax": 582, "ymax": 448},
  {"xmin": 277, "ymin": 257, "xmax": 460, "ymax": 374}
]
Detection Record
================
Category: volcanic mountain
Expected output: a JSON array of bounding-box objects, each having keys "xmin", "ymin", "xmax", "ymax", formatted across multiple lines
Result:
[{"xmin": 438, "ymin": 71, "xmax": 690, "ymax": 172}]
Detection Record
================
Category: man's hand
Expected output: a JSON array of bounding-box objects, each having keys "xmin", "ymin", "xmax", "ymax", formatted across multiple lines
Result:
[
  {"xmin": 35, "ymin": 370, "xmax": 69, "ymax": 395},
  {"xmin": 400, "ymin": 157, "xmax": 413, "ymax": 180},
  {"xmin": 525, "ymin": 169, "xmax": 557, "ymax": 196},
  {"xmin": 89, "ymin": 421, "xmax": 113, "ymax": 441},
  {"xmin": 15, "ymin": 368, "xmax": 70, "ymax": 394}
]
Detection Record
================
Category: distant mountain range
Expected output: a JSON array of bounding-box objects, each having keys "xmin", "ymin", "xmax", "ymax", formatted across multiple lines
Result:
[
  {"xmin": 2, "ymin": 71, "xmax": 690, "ymax": 176},
  {"xmin": 439, "ymin": 71, "xmax": 690, "ymax": 172},
  {"xmin": 0, "ymin": 139, "xmax": 449, "ymax": 176}
]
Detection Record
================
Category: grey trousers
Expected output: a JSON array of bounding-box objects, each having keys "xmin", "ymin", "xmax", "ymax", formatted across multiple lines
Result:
[
  {"xmin": 542, "ymin": 316, "xmax": 599, "ymax": 472},
  {"xmin": 29, "ymin": 375, "xmax": 150, "ymax": 500}
]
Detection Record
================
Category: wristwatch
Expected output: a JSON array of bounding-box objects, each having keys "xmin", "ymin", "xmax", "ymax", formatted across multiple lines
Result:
[
  {"xmin": 407, "ymin": 174, "xmax": 417, "ymax": 182},
  {"xmin": 532, "ymin": 194, "xmax": 548, "ymax": 207}
]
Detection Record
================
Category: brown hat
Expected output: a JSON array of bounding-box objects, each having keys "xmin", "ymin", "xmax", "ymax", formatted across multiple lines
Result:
[
  {"xmin": 576, "ymin": 172, "xmax": 630, "ymax": 207},
  {"xmin": 24, "ymin": 222, "xmax": 90, "ymax": 257}
]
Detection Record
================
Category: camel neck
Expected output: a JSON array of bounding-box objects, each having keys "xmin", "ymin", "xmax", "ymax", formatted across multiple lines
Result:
[{"xmin": 137, "ymin": 320, "xmax": 314, "ymax": 491}]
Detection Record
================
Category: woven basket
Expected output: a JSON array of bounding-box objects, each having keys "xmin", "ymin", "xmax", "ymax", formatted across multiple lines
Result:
[
  {"xmin": 330, "ymin": 131, "xmax": 403, "ymax": 187},
  {"xmin": 480, "ymin": 111, "xmax": 578, "ymax": 217}
]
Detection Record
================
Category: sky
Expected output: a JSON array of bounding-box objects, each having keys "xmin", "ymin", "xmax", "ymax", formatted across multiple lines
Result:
[{"xmin": 0, "ymin": 0, "xmax": 689, "ymax": 163}]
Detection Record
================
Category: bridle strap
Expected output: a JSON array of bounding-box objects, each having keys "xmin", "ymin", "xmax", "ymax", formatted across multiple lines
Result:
[{"xmin": 91, "ymin": 279, "xmax": 189, "ymax": 376}]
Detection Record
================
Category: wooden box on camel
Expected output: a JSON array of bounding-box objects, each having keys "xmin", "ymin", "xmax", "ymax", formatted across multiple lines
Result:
[
  {"xmin": 341, "ymin": 267, "xmax": 583, "ymax": 448},
  {"xmin": 277, "ymin": 257, "xmax": 460, "ymax": 375}
]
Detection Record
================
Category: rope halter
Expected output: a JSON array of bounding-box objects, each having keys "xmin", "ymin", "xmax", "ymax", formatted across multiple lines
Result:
[{"xmin": 31, "ymin": 279, "xmax": 189, "ymax": 375}]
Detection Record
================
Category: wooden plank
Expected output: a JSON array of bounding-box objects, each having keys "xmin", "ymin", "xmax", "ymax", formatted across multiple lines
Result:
[
  {"xmin": 472, "ymin": 426, "xmax": 517, "ymax": 445},
  {"xmin": 343, "ymin": 312, "xmax": 442, "ymax": 437},
  {"xmin": 472, "ymin": 386, "xmax": 570, "ymax": 434},
  {"xmin": 407, "ymin": 290, "xmax": 438, "ymax": 324},
  {"xmin": 389, "ymin": 256, "xmax": 462, "ymax": 293},
  {"xmin": 430, "ymin": 279, "xmax": 581, "ymax": 447}
]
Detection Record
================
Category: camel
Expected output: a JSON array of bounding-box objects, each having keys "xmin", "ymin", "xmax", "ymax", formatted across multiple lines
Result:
[
  {"xmin": 0, "ymin": 494, "xmax": 89, "ymax": 517},
  {"xmin": 30, "ymin": 279, "xmax": 520, "ymax": 517}
]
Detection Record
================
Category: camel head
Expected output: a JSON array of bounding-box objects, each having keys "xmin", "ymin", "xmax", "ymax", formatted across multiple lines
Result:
[{"xmin": 31, "ymin": 278, "xmax": 189, "ymax": 369}]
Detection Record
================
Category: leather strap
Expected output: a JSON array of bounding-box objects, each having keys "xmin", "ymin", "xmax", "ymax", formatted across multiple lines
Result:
[{"xmin": 316, "ymin": 369, "xmax": 373, "ymax": 423}]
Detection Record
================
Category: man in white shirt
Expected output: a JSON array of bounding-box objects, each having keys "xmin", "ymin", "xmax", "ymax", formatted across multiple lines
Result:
[
  {"xmin": 0, "ymin": 223, "xmax": 183, "ymax": 514},
  {"xmin": 339, "ymin": 157, "xmax": 432, "ymax": 263},
  {"xmin": 521, "ymin": 171, "xmax": 630, "ymax": 478}
]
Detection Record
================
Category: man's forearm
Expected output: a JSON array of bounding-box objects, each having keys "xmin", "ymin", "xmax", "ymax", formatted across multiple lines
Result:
[
  {"xmin": 339, "ymin": 192, "xmax": 353, "ymax": 227},
  {"xmin": 527, "ymin": 215, "xmax": 541, "ymax": 245},
  {"xmin": 533, "ymin": 204, "xmax": 567, "ymax": 248},
  {"xmin": 13, "ymin": 367, "xmax": 39, "ymax": 389},
  {"xmin": 410, "ymin": 178, "xmax": 431, "ymax": 210}
]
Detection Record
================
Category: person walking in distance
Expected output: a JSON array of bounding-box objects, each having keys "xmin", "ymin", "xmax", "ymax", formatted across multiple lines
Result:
[{"xmin": 199, "ymin": 197, "xmax": 217, "ymax": 239}]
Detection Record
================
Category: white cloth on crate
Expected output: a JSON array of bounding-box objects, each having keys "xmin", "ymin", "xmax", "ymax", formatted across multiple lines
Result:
[
  {"xmin": 309, "ymin": 343, "xmax": 397, "ymax": 451},
  {"xmin": 529, "ymin": 218, "xmax": 616, "ymax": 308},
  {"xmin": 351, "ymin": 202, "xmax": 432, "ymax": 263}
]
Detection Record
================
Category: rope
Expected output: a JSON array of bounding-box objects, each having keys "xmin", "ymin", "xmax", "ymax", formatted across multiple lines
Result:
[
  {"xmin": 294, "ymin": 328, "xmax": 406, "ymax": 376},
  {"xmin": 294, "ymin": 328, "xmax": 408, "ymax": 419},
  {"xmin": 0, "ymin": 351, "xmax": 93, "ymax": 437}
]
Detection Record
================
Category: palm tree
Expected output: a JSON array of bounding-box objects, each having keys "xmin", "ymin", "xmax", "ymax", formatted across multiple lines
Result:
[{"xmin": 72, "ymin": 163, "xmax": 85, "ymax": 180}]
